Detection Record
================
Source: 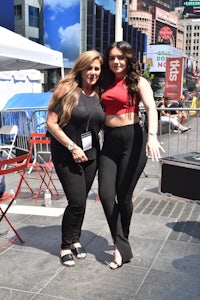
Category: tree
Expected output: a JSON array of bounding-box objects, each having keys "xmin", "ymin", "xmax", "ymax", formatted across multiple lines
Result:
[
  {"xmin": 143, "ymin": 64, "xmax": 161, "ymax": 92},
  {"xmin": 143, "ymin": 64, "xmax": 154, "ymax": 83}
]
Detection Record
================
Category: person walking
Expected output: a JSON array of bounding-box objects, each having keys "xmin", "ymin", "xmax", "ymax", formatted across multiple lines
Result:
[
  {"xmin": 46, "ymin": 50, "xmax": 104, "ymax": 267},
  {"xmin": 98, "ymin": 41, "xmax": 164, "ymax": 270}
]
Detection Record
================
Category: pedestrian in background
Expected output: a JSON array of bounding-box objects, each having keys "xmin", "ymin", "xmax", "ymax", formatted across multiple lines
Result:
[
  {"xmin": 169, "ymin": 95, "xmax": 188, "ymax": 125},
  {"xmin": 158, "ymin": 96, "xmax": 190, "ymax": 132},
  {"xmin": 46, "ymin": 50, "xmax": 104, "ymax": 267},
  {"xmin": 98, "ymin": 41, "xmax": 165, "ymax": 270}
]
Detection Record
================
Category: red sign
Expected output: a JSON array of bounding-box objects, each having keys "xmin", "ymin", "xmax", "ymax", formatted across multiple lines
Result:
[
  {"xmin": 164, "ymin": 57, "xmax": 183, "ymax": 100},
  {"xmin": 159, "ymin": 26, "xmax": 173, "ymax": 40}
]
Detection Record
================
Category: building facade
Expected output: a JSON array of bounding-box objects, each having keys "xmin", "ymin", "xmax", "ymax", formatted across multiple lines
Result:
[
  {"xmin": 130, "ymin": 0, "xmax": 170, "ymax": 13},
  {"xmin": 14, "ymin": 0, "xmax": 44, "ymax": 44},
  {"xmin": 170, "ymin": 0, "xmax": 184, "ymax": 11},
  {"xmin": 179, "ymin": 18, "xmax": 200, "ymax": 71},
  {"xmin": 129, "ymin": 0, "xmax": 184, "ymax": 49}
]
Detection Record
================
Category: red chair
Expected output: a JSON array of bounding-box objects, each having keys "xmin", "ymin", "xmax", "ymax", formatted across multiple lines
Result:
[
  {"xmin": 26, "ymin": 133, "xmax": 59, "ymax": 203},
  {"xmin": 0, "ymin": 153, "xmax": 30, "ymax": 244}
]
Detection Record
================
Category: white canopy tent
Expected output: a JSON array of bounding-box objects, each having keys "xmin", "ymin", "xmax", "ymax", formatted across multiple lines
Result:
[{"xmin": 0, "ymin": 26, "xmax": 64, "ymax": 76}]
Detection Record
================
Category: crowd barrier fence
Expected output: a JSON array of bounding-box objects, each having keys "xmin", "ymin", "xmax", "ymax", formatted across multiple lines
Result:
[{"xmin": 0, "ymin": 107, "xmax": 199, "ymax": 158}]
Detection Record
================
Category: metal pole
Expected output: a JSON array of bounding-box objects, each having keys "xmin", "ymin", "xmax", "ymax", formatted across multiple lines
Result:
[{"xmin": 115, "ymin": 0, "xmax": 123, "ymax": 41}]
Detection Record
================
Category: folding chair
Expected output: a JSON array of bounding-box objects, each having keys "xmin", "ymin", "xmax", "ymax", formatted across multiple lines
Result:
[
  {"xmin": 0, "ymin": 153, "xmax": 30, "ymax": 244},
  {"xmin": 0, "ymin": 125, "xmax": 18, "ymax": 159},
  {"xmin": 26, "ymin": 133, "xmax": 59, "ymax": 203}
]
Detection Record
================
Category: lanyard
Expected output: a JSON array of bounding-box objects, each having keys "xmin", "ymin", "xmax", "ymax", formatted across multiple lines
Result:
[{"xmin": 81, "ymin": 93, "xmax": 99, "ymax": 132}]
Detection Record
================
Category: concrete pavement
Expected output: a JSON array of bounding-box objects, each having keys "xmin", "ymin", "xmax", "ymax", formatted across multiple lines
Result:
[{"xmin": 0, "ymin": 121, "xmax": 200, "ymax": 300}]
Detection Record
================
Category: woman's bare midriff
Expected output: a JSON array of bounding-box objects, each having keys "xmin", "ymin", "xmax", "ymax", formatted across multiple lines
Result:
[{"xmin": 105, "ymin": 112, "xmax": 139, "ymax": 127}]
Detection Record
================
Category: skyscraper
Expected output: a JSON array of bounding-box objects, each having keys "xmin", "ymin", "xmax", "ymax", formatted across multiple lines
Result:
[{"xmin": 170, "ymin": 0, "xmax": 184, "ymax": 11}]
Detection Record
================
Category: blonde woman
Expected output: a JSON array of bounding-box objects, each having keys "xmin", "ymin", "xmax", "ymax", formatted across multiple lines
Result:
[{"xmin": 46, "ymin": 50, "xmax": 104, "ymax": 267}]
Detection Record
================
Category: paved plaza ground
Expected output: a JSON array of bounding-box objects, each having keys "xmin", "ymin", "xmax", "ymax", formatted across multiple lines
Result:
[{"xmin": 0, "ymin": 117, "xmax": 200, "ymax": 300}]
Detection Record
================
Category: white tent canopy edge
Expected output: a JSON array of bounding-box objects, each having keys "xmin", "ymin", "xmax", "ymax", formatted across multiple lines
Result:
[{"xmin": 0, "ymin": 26, "xmax": 64, "ymax": 76}]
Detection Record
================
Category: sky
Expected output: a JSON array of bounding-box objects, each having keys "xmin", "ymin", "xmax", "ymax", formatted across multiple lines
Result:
[
  {"xmin": 44, "ymin": 0, "xmax": 80, "ymax": 68},
  {"xmin": 95, "ymin": 0, "xmax": 116, "ymax": 14}
]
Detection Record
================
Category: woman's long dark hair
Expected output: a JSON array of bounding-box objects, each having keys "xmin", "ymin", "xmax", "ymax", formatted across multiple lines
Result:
[{"xmin": 101, "ymin": 41, "xmax": 142, "ymax": 102}]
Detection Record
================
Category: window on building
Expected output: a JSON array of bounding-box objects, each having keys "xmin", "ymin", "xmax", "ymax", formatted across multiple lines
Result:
[
  {"xmin": 29, "ymin": 6, "xmax": 39, "ymax": 27},
  {"xmin": 14, "ymin": 5, "xmax": 22, "ymax": 19},
  {"xmin": 29, "ymin": 37, "xmax": 39, "ymax": 43}
]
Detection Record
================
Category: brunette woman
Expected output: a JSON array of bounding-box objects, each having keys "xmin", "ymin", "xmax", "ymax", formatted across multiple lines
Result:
[{"xmin": 98, "ymin": 41, "xmax": 164, "ymax": 269}]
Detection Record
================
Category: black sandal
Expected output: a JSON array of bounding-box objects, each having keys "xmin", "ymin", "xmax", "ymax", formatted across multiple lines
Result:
[
  {"xmin": 60, "ymin": 253, "xmax": 75, "ymax": 267},
  {"xmin": 71, "ymin": 246, "xmax": 87, "ymax": 260}
]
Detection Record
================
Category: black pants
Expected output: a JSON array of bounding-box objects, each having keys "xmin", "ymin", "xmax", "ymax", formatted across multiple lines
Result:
[
  {"xmin": 54, "ymin": 159, "xmax": 97, "ymax": 250},
  {"xmin": 98, "ymin": 123, "xmax": 147, "ymax": 263}
]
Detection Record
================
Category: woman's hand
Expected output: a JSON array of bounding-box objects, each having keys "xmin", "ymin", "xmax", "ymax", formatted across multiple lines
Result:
[
  {"xmin": 71, "ymin": 145, "xmax": 88, "ymax": 163},
  {"xmin": 146, "ymin": 136, "xmax": 165, "ymax": 162}
]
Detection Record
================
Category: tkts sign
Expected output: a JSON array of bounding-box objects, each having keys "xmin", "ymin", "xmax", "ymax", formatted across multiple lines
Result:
[{"xmin": 164, "ymin": 57, "xmax": 183, "ymax": 100}]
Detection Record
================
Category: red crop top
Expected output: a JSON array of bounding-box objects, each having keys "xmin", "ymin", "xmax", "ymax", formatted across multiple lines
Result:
[{"xmin": 101, "ymin": 78, "xmax": 139, "ymax": 115}]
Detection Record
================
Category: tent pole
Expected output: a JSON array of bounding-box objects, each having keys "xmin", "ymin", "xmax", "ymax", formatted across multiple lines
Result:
[{"xmin": 61, "ymin": 66, "xmax": 65, "ymax": 79}]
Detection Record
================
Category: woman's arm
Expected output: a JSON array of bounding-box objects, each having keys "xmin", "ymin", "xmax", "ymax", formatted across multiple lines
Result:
[
  {"xmin": 138, "ymin": 76, "xmax": 165, "ymax": 161},
  {"xmin": 46, "ymin": 111, "xmax": 72, "ymax": 147},
  {"xmin": 46, "ymin": 111, "xmax": 88, "ymax": 162},
  {"xmin": 138, "ymin": 76, "xmax": 158, "ymax": 135}
]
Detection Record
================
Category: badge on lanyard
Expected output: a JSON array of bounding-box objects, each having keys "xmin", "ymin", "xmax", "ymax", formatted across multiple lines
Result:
[{"xmin": 81, "ymin": 131, "xmax": 92, "ymax": 151}]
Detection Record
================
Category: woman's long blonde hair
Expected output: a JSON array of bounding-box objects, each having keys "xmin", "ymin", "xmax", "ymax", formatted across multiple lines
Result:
[{"xmin": 48, "ymin": 50, "xmax": 102, "ymax": 127}]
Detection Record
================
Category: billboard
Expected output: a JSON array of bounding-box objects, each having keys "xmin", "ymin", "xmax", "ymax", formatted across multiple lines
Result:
[
  {"xmin": 147, "ymin": 44, "xmax": 182, "ymax": 72},
  {"xmin": 164, "ymin": 57, "xmax": 184, "ymax": 100},
  {"xmin": 186, "ymin": 54, "xmax": 196, "ymax": 75},
  {"xmin": 183, "ymin": 1, "xmax": 200, "ymax": 17},
  {"xmin": 44, "ymin": 0, "xmax": 80, "ymax": 68},
  {"xmin": 154, "ymin": 7, "xmax": 178, "ymax": 28}
]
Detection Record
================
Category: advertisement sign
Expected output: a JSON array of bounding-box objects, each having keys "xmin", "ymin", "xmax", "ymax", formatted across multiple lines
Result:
[
  {"xmin": 164, "ymin": 57, "xmax": 183, "ymax": 100},
  {"xmin": 147, "ymin": 44, "xmax": 182, "ymax": 72},
  {"xmin": 154, "ymin": 7, "xmax": 178, "ymax": 28},
  {"xmin": 183, "ymin": 1, "xmax": 200, "ymax": 17},
  {"xmin": 186, "ymin": 54, "xmax": 196, "ymax": 75}
]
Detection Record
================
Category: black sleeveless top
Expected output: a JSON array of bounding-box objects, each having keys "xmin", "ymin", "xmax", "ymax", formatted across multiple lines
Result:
[{"xmin": 50, "ymin": 93, "xmax": 105, "ymax": 165}]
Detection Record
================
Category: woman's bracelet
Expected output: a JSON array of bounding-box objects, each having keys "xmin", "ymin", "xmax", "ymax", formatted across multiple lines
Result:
[{"xmin": 149, "ymin": 132, "xmax": 157, "ymax": 136}]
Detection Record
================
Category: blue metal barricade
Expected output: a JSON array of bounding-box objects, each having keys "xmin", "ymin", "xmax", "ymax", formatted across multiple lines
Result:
[
  {"xmin": 0, "ymin": 109, "xmax": 31, "ymax": 155},
  {"xmin": 0, "ymin": 106, "xmax": 199, "ymax": 158}
]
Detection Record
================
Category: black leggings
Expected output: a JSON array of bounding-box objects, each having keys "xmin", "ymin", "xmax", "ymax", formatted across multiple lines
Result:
[
  {"xmin": 98, "ymin": 123, "xmax": 147, "ymax": 263},
  {"xmin": 54, "ymin": 159, "xmax": 97, "ymax": 250}
]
